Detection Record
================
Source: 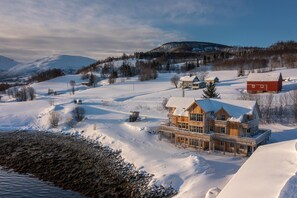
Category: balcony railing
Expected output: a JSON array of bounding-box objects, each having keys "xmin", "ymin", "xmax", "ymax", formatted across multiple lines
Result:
[
  {"xmin": 214, "ymin": 119, "xmax": 228, "ymax": 127},
  {"xmin": 213, "ymin": 129, "xmax": 271, "ymax": 146},
  {"xmin": 159, "ymin": 123, "xmax": 271, "ymax": 147},
  {"xmin": 159, "ymin": 124, "xmax": 213, "ymax": 141}
]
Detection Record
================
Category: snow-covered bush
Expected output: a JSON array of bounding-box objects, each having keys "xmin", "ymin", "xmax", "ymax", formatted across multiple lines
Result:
[{"xmin": 48, "ymin": 111, "xmax": 61, "ymax": 128}]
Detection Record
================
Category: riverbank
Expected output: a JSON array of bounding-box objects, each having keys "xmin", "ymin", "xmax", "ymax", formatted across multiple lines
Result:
[{"xmin": 0, "ymin": 131, "xmax": 176, "ymax": 197}]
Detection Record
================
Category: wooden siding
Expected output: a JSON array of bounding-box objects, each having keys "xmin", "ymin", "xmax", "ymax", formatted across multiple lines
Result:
[{"xmin": 247, "ymin": 76, "xmax": 282, "ymax": 93}]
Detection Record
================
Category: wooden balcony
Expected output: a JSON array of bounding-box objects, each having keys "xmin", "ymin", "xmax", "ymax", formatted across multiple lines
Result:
[
  {"xmin": 159, "ymin": 124, "xmax": 213, "ymax": 142},
  {"xmin": 214, "ymin": 119, "xmax": 228, "ymax": 127},
  {"xmin": 213, "ymin": 129, "xmax": 271, "ymax": 146}
]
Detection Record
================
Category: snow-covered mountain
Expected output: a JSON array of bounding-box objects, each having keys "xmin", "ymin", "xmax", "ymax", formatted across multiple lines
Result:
[
  {"xmin": 5, "ymin": 55, "xmax": 96, "ymax": 77},
  {"xmin": 0, "ymin": 55, "xmax": 20, "ymax": 72}
]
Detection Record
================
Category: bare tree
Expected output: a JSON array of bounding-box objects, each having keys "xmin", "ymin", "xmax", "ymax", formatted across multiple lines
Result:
[
  {"xmin": 290, "ymin": 89, "xmax": 297, "ymax": 121},
  {"xmin": 197, "ymin": 71, "xmax": 208, "ymax": 81},
  {"xmin": 27, "ymin": 87, "xmax": 36, "ymax": 100},
  {"xmin": 69, "ymin": 80, "xmax": 76, "ymax": 95},
  {"xmin": 161, "ymin": 98, "xmax": 168, "ymax": 110},
  {"xmin": 48, "ymin": 111, "xmax": 61, "ymax": 128},
  {"xmin": 49, "ymin": 98, "xmax": 55, "ymax": 106},
  {"xmin": 170, "ymin": 75, "xmax": 180, "ymax": 88}
]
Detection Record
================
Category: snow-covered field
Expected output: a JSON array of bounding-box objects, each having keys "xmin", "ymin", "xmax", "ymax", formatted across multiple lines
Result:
[{"xmin": 1, "ymin": 68, "xmax": 297, "ymax": 197}]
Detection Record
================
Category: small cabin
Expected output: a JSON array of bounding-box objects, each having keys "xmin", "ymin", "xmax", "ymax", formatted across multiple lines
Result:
[
  {"xmin": 247, "ymin": 72, "xmax": 282, "ymax": 93},
  {"xmin": 179, "ymin": 75, "xmax": 199, "ymax": 89},
  {"xmin": 205, "ymin": 76, "xmax": 219, "ymax": 85}
]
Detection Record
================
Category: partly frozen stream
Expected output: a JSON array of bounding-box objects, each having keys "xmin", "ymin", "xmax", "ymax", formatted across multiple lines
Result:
[{"xmin": 0, "ymin": 166, "xmax": 83, "ymax": 197}]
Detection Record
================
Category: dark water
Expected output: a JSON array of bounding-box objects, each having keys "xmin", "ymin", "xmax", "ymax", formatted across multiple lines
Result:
[{"xmin": 0, "ymin": 166, "xmax": 83, "ymax": 198}]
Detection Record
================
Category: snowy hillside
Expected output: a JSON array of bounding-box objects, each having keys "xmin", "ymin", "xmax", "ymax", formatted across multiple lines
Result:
[
  {"xmin": 1, "ymin": 67, "xmax": 297, "ymax": 197},
  {"xmin": 5, "ymin": 55, "xmax": 96, "ymax": 77},
  {"xmin": 218, "ymin": 140, "xmax": 297, "ymax": 198},
  {"xmin": 0, "ymin": 55, "xmax": 20, "ymax": 72}
]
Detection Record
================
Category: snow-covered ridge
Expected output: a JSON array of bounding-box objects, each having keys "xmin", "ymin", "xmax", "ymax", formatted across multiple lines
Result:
[
  {"xmin": 0, "ymin": 55, "xmax": 20, "ymax": 72},
  {"xmin": 5, "ymin": 55, "xmax": 96, "ymax": 77}
]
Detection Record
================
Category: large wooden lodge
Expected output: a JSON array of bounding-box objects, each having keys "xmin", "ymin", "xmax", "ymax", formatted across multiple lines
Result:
[{"xmin": 159, "ymin": 97, "xmax": 271, "ymax": 156}]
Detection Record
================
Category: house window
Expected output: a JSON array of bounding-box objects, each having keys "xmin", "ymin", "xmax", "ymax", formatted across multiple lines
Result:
[
  {"xmin": 230, "ymin": 143, "xmax": 234, "ymax": 147},
  {"xmin": 221, "ymin": 114, "xmax": 226, "ymax": 120},
  {"xmin": 247, "ymin": 128, "xmax": 251, "ymax": 133},
  {"xmin": 209, "ymin": 126, "xmax": 214, "ymax": 132},
  {"xmin": 252, "ymin": 84, "xmax": 255, "ymax": 88},
  {"xmin": 220, "ymin": 128, "xmax": 225, "ymax": 134},
  {"xmin": 190, "ymin": 126, "xmax": 203, "ymax": 133},
  {"xmin": 190, "ymin": 114, "xmax": 203, "ymax": 122},
  {"xmin": 220, "ymin": 141, "xmax": 224, "ymax": 146},
  {"xmin": 190, "ymin": 139, "xmax": 199, "ymax": 146}
]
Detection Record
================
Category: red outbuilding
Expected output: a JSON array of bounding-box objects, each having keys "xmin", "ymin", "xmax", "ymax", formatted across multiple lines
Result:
[{"xmin": 247, "ymin": 72, "xmax": 282, "ymax": 93}]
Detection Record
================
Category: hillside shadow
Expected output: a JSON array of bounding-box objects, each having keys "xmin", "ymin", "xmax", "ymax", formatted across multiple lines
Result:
[{"xmin": 270, "ymin": 128, "xmax": 297, "ymax": 143}]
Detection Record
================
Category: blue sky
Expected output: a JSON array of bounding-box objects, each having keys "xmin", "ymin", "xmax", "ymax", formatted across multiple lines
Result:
[{"xmin": 0, "ymin": 0, "xmax": 296, "ymax": 61}]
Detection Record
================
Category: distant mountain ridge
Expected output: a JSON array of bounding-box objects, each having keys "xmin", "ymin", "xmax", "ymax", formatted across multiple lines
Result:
[
  {"xmin": 149, "ymin": 41, "xmax": 231, "ymax": 53},
  {"xmin": 3, "ymin": 55, "xmax": 96, "ymax": 78},
  {"xmin": 0, "ymin": 55, "xmax": 20, "ymax": 72}
]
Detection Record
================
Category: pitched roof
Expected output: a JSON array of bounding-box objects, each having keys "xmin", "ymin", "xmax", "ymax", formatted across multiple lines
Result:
[
  {"xmin": 180, "ymin": 75, "xmax": 198, "ymax": 82},
  {"xmin": 205, "ymin": 76, "xmax": 219, "ymax": 81},
  {"xmin": 166, "ymin": 97, "xmax": 195, "ymax": 116},
  {"xmin": 194, "ymin": 99, "xmax": 257, "ymax": 122},
  {"xmin": 166, "ymin": 97, "xmax": 257, "ymax": 122},
  {"xmin": 247, "ymin": 72, "xmax": 282, "ymax": 82}
]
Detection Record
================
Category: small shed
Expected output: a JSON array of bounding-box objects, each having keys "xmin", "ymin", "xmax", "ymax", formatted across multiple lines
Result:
[
  {"xmin": 247, "ymin": 72, "xmax": 282, "ymax": 93},
  {"xmin": 179, "ymin": 75, "xmax": 199, "ymax": 89},
  {"xmin": 205, "ymin": 76, "xmax": 219, "ymax": 85},
  {"xmin": 129, "ymin": 111, "xmax": 140, "ymax": 122}
]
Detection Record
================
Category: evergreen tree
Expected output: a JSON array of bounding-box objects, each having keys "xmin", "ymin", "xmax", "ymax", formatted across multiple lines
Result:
[
  {"xmin": 89, "ymin": 73, "xmax": 95, "ymax": 87},
  {"xmin": 202, "ymin": 82, "xmax": 220, "ymax": 98}
]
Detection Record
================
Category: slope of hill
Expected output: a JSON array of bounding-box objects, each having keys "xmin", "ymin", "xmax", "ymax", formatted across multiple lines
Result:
[
  {"xmin": 6, "ymin": 55, "xmax": 96, "ymax": 77},
  {"xmin": 218, "ymin": 139, "xmax": 297, "ymax": 198},
  {"xmin": 0, "ymin": 55, "xmax": 20, "ymax": 72},
  {"xmin": 149, "ymin": 41, "xmax": 231, "ymax": 53}
]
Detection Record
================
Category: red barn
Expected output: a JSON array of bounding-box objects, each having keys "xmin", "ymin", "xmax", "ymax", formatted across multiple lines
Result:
[{"xmin": 247, "ymin": 72, "xmax": 282, "ymax": 93}]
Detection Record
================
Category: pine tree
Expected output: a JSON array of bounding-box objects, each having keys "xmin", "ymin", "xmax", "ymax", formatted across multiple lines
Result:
[
  {"xmin": 89, "ymin": 73, "xmax": 95, "ymax": 87},
  {"xmin": 202, "ymin": 82, "xmax": 220, "ymax": 98}
]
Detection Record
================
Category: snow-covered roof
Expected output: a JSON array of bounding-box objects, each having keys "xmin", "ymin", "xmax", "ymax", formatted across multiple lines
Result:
[
  {"xmin": 166, "ymin": 97, "xmax": 195, "ymax": 116},
  {"xmin": 167, "ymin": 97, "xmax": 257, "ymax": 122},
  {"xmin": 205, "ymin": 76, "xmax": 219, "ymax": 81},
  {"xmin": 247, "ymin": 72, "xmax": 282, "ymax": 82},
  {"xmin": 194, "ymin": 99, "xmax": 257, "ymax": 122},
  {"xmin": 180, "ymin": 75, "xmax": 198, "ymax": 82}
]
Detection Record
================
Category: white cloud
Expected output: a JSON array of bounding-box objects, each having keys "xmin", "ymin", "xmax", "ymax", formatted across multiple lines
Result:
[{"xmin": 0, "ymin": 0, "xmax": 245, "ymax": 61}]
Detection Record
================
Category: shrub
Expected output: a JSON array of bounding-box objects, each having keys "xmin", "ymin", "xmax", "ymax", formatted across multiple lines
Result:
[
  {"xmin": 72, "ymin": 107, "xmax": 85, "ymax": 122},
  {"xmin": 48, "ymin": 111, "xmax": 61, "ymax": 128}
]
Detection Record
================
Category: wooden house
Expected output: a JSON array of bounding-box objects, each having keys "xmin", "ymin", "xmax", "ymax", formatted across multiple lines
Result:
[
  {"xmin": 247, "ymin": 72, "xmax": 282, "ymax": 93},
  {"xmin": 159, "ymin": 97, "xmax": 271, "ymax": 156},
  {"xmin": 205, "ymin": 76, "xmax": 219, "ymax": 85},
  {"xmin": 179, "ymin": 75, "xmax": 199, "ymax": 89}
]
